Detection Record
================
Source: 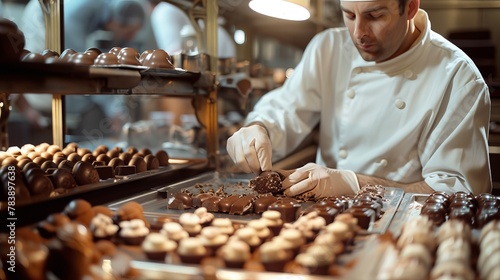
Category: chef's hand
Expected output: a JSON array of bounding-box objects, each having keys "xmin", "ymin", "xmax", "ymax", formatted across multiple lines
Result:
[
  {"xmin": 282, "ymin": 163, "xmax": 360, "ymax": 199},
  {"xmin": 226, "ymin": 124, "xmax": 273, "ymax": 174}
]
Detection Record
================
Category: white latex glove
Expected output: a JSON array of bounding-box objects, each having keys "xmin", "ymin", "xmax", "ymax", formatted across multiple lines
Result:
[
  {"xmin": 282, "ymin": 163, "xmax": 360, "ymax": 199},
  {"xmin": 226, "ymin": 125, "xmax": 273, "ymax": 174}
]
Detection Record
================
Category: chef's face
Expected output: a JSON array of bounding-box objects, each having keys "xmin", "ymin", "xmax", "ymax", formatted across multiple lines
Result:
[{"xmin": 341, "ymin": 0, "xmax": 417, "ymax": 62}]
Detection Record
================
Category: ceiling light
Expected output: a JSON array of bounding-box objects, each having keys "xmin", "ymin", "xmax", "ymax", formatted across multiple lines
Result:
[{"xmin": 249, "ymin": 0, "xmax": 311, "ymax": 21}]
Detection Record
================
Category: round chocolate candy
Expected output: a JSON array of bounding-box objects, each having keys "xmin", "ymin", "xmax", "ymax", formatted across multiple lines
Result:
[
  {"xmin": 129, "ymin": 156, "xmax": 147, "ymax": 173},
  {"xmin": 144, "ymin": 154, "xmax": 159, "ymax": 170},
  {"xmin": 51, "ymin": 168, "xmax": 77, "ymax": 189},
  {"xmin": 421, "ymin": 203, "xmax": 447, "ymax": 226},
  {"xmin": 155, "ymin": 150, "xmax": 169, "ymax": 166},
  {"xmin": 72, "ymin": 161, "xmax": 100, "ymax": 185}
]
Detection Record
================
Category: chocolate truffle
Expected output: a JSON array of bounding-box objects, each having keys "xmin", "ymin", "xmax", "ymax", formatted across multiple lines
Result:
[
  {"xmin": 68, "ymin": 52, "xmax": 95, "ymax": 65},
  {"xmin": 26, "ymin": 172, "xmax": 54, "ymax": 197},
  {"xmin": 95, "ymin": 154, "xmax": 111, "ymax": 165},
  {"xmin": 141, "ymin": 49, "xmax": 174, "ymax": 69},
  {"xmin": 72, "ymin": 161, "xmax": 100, "ymax": 185},
  {"xmin": 117, "ymin": 47, "xmax": 140, "ymax": 65},
  {"xmin": 139, "ymin": 49, "xmax": 154, "ymax": 64},
  {"xmin": 94, "ymin": 52, "xmax": 119, "ymax": 65},
  {"xmin": 144, "ymin": 154, "xmax": 159, "ymax": 170},
  {"xmin": 129, "ymin": 156, "xmax": 147, "ymax": 173},
  {"xmin": 155, "ymin": 150, "xmax": 170, "ymax": 166},
  {"xmin": 59, "ymin": 48, "xmax": 77, "ymax": 62},
  {"xmin": 81, "ymin": 153, "xmax": 96, "ymax": 164},
  {"xmin": 420, "ymin": 203, "xmax": 447, "ymax": 226},
  {"xmin": 50, "ymin": 168, "xmax": 77, "ymax": 189},
  {"xmin": 63, "ymin": 199, "xmax": 94, "ymax": 227},
  {"xmin": 108, "ymin": 46, "xmax": 122, "ymax": 56},
  {"xmin": 108, "ymin": 157, "xmax": 125, "ymax": 169}
]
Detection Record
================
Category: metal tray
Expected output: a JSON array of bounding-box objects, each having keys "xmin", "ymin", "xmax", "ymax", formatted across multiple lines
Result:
[
  {"xmin": 387, "ymin": 193, "xmax": 428, "ymax": 236},
  {"xmin": 108, "ymin": 172, "xmax": 405, "ymax": 231}
]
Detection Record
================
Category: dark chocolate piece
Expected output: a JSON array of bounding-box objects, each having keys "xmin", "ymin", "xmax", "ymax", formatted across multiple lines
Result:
[
  {"xmin": 95, "ymin": 154, "xmax": 111, "ymax": 165},
  {"xmin": 95, "ymin": 165, "xmax": 115, "ymax": 180},
  {"xmin": 72, "ymin": 161, "xmax": 100, "ymax": 185},
  {"xmin": 114, "ymin": 165, "xmax": 136, "ymax": 176},
  {"xmin": 268, "ymin": 200, "xmax": 301, "ymax": 223},
  {"xmin": 346, "ymin": 206, "xmax": 375, "ymax": 230},
  {"xmin": 118, "ymin": 152, "xmax": 132, "ymax": 164},
  {"xmin": 26, "ymin": 173, "xmax": 54, "ymax": 197},
  {"xmin": 108, "ymin": 157, "xmax": 125, "ymax": 170},
  {"xmin": 230, "ymin": 195, "xmax": 257, "ymax": 215},
  {"xmin": 51, "ymin": 168, "xmax": 77, "ymax": 189}
]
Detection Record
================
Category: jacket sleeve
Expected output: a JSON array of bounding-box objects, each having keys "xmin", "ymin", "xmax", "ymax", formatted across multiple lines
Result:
[
  {"xmin": 244, "ymin": 32, "xmax": 332, "ymax": 161},
  {"xmin": 420, "ymin": 71, "xmax": 491, "ymax": 195}
]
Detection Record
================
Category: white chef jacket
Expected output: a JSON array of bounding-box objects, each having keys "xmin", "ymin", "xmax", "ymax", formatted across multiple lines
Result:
[{"xmin": 245, "ymin": 10, "xmax": 491, "ymax": 195}]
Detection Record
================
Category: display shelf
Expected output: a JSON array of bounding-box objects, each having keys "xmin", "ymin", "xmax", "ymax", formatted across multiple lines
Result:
[{"xmin": 0, "ymin": 161, "xmax": 208, "ymax": 229}]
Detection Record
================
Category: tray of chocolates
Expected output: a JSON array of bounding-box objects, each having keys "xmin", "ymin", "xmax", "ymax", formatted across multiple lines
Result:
[
  {"xmin": 0, "ymin": 142, "xmax": 203, "ymax": 227},
  {"xmin": 107, "ymin": 171, "xmax": 405, "ymax": 235}
]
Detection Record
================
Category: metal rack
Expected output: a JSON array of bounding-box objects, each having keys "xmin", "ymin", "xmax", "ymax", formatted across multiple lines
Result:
[{"xmin": 0, "ymin": 0, "xmax": 222, "ymax": 169}]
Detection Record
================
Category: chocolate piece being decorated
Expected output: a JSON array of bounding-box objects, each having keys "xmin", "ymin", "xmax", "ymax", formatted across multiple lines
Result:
[
  {"xmin": 168, "ymin": 192, "xmax": 193, "ymax": 209},
  {"xmin": 218, "ymin": 195, "xmax": 241, "ymax": 213},
  {"xmin": 268, "ymin": 200, "xmax": 301, "ymax": 223},
  {"xmin": 250, "ymin": 171, "xmax": 282, "ymax": 194},
  {"xmin": 95, "ymin": 165, "xmax": 115, "ymax": 180},
  {"xmin": 201, "ymin": 196, "xmax": 223, "ymax": 212},
  {"xmin": 230, "ymin": 195, "xmax": 257, "ymax": 215},
  {"xmin": 114, "ymin": 165, "xmax": 136, "ymax": 175},
  {"xmin": 72, "ymin": 161, "xmax": 100, "ymax": 185},
  {"xmin": 253, "ymin": 195, "xmax": 278, "ymax": 214},
  {"xmin": 155, "ymin": 150, "xmax": 170, "ymax": 166}
]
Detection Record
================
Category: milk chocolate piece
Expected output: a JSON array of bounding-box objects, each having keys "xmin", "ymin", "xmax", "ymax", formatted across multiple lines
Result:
[
  {"xmin": 58, "ymin": 159, "xmax": 75, "ymax": 171},
  {"xmin": 95, "ymin": 154, "xmax": 111, "ymax": 165},
  {"xmin": 41, "ymin": 160, "xmax": 58, "ymax": 171},
  {"xmin": 253, "ymin": 195, "xmax": 278, "ymax": 214},
  {"xmin": 106, "ymin": 149, "xmax": 120, "ymax": 159},
  {"xmin": 193, "ymin": 193, "xmax": 214, "ymax": 208},
  {"xmin": 94, "ymin": 52, "xmax": 118, "ymax": 65},
  {"xmin": 168, "ymin": 192, "xmax": 193, "ymax": 209},
  {"xmin": 81, "ymin": 153, "xmax": 96, "ymax": 164},
  {"xmin": 67, "ymin": 152, "xmax": 82, "ymax": 163},
  {"xmin": 218, "ymin": 195, "xmax": 241, "ymax": 213},
  {"xmin": 108, "ymin": 157, "xmax": 125, "ymax": 170},
  {"xmin": 114, "ymin": 165, "xmax": 135, "ymax": 175},
  {"xmin": 202, "ymin": 196, "xmax": 223, "ymax": 212},
  {"xmin": 230, "ymin": 195, "xmax": 257, "ymax": 215},
  {"xmin": 250, "ymin": 171, "xmax": 282, "ymax": 194},
  {"xmin": 144, "ymin": 154, "xmax": 159, "ymax": 170},
  {"xmin": 95, "ymin": 165, "xmax": 115, "ymax": 180},
  {"xmin": 129, "ymin": 156, "xmax": 147, "ymax": 173},
  {"xmin": 155, "ymin": 150, "xmax": 170, "ymax": 166},
  {"xmin": 310, "ymin": 205, "xmax": 338, "ymax": 224}
]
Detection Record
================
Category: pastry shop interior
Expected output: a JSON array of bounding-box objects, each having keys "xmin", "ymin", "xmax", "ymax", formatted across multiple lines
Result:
[{"xmin": 1, "ymin": 0, "xmax": 500, "ymax": 279}]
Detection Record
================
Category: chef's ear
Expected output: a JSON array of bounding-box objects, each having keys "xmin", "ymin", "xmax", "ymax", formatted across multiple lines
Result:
[{"xmin": 407, "ymin": 0, "xmax": 420, "ymax": 19}]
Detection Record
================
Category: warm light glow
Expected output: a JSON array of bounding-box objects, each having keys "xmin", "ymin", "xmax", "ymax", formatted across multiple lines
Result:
[
  {"xmin": 234, "ymin": 29, "xmax": 246, "ymax": 45},
  {"xmin": 249, "ymin": 0, "xmax": 310, "ymax": 21}
]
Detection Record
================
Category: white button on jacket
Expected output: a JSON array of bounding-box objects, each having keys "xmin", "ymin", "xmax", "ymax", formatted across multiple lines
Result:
[{"xmin": 245, "ymin": 10, "xmax": 491, "ymax": 194}]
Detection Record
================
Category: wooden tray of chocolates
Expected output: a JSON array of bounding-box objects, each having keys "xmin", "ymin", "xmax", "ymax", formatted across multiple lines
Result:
[{"xmin": 107, "ymin": 171, "xmax": 405, "ymax": 234}]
